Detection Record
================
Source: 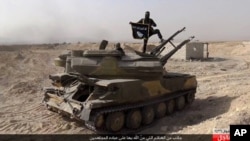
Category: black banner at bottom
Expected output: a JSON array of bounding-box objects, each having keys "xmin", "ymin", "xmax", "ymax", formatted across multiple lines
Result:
[{"xmin": 0, "ymin": 134, "xmax": 211, "ymax": 141}]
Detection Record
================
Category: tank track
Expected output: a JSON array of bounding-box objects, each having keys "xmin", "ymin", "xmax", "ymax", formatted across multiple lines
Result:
[{"xmin": 84, "ymin": 89, "xmax": 196, "ymax": 134}]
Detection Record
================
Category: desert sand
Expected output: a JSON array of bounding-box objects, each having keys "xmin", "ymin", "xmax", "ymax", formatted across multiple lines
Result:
[{"xmin": 0, "ymin": 41, "xmax": 250, "ymax": 134}]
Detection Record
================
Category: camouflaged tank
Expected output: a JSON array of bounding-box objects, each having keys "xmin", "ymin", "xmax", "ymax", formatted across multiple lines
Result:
[{"xmin": 43, "ymin": 27, "xmax": 197, "ymax": 133}]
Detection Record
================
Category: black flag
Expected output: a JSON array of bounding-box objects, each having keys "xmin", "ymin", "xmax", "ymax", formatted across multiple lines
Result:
[{"xmin": 130, "ymin": 22, "xmax": 149, "ymax": 39}]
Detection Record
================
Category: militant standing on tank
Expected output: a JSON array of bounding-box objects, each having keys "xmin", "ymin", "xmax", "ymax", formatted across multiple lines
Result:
[{"xmin": 137, "ymin": 11, "xmax": 164, "ymax": 53}]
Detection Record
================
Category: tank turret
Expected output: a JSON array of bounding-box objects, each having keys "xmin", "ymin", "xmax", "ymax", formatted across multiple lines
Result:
[{"xmin": 54, "ymin": 27, "xmax": 193, "ymax": 80}]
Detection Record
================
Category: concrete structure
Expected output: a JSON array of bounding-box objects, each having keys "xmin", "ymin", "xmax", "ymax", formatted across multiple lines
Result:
[{"xmin": 186, "ymin": 42, "xmax": 209, "ymax": 60}]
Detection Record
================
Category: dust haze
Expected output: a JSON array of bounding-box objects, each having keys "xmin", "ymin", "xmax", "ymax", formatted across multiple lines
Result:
[
  {"xmin": 1, "ymin": 0, "xmax": 250, "ymax": 44},
  {"xmin": 0, "ymin": 0, "xmax": 117, "ymax": 44}
]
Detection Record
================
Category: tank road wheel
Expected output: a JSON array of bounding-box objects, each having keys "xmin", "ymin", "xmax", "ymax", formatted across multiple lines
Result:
[
  {"xmin": 186, "ymin": 92, "xmax": 195, "ymax": 104},
  {"xmin": 106, "ymin": 112, "xmax": 125, "ymax": 132},
  {"xmin": 94, "ymin": 114, "xmax": 104, "ymax": 129},
  {"xmin": 155, "ymin": 102, "xmax": 167, "ymax": 118},
  {"xmin": 142, "ymin": 106, "xmax": 155, "ymax": 125},
  {"xmin": 126, "ymin": 109, "xmax": 142, "ymax": 129},
  {"xmin": 176, "ymin": 96, "xmax": 186, "ymax": 110},
  {"xmin": 166, "ymin": 100, "xmax": 175, "ymax": 115}
]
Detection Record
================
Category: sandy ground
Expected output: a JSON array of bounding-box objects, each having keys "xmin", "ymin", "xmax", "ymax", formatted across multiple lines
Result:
[{"xmin": 0, "ymin": 41, "xmax": 250, "ymax": 134}]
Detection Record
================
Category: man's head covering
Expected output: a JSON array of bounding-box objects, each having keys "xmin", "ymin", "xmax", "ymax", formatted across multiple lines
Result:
[{"xmin": 145, "ymin": 11, "xmax": 150, "ymax": 19}]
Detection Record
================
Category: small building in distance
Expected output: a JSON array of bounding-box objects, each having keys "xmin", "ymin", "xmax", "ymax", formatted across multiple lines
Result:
[{"xmin": 186, "ymin": 42, "xmax": 209, "ymax": 60}]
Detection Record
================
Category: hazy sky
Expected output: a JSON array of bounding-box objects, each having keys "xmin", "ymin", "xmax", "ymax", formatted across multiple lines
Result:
[{"xmin": 0, "ymin": 0, "xmax": 249, "ymax": 44}]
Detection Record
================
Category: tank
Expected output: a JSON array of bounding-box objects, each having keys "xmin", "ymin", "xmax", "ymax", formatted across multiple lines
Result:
[{"xmin": 43, "ymin": 27, "xmax": 197, "ymax": 133}]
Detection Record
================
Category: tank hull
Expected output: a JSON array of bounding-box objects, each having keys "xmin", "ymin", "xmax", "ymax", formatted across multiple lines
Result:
[{"xmin": 43, "ymin": 73, "xmax": 197, "ymax": 133}]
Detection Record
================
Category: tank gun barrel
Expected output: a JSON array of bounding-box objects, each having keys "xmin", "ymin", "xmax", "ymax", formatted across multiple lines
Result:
[
  {"xmin": 160, "ymin": 36, "xmax": 195, "ymax": 65},
  {"xmin": 150, "ymin": 27, "xmax": 186, "ymax": 55}
]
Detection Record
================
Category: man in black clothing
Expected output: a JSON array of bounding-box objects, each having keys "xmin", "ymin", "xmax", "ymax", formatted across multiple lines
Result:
[{"xmin": 138, "ymin": 11, "xmax": 164, "ymax": 53}]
